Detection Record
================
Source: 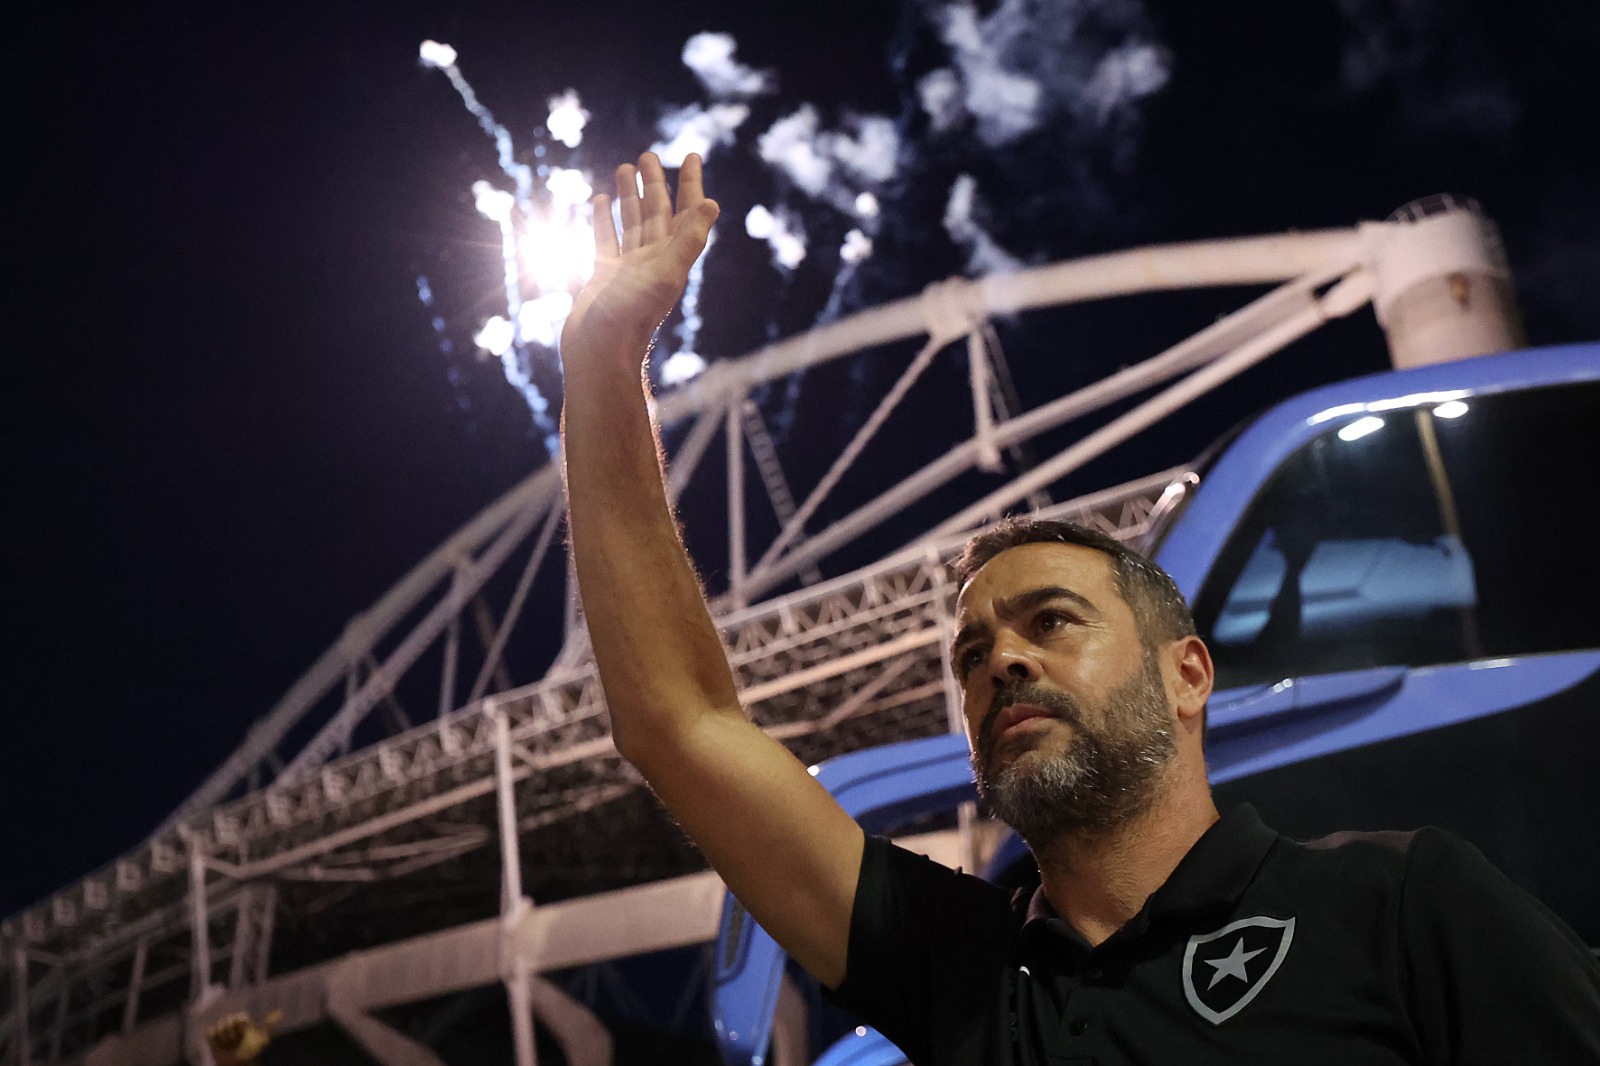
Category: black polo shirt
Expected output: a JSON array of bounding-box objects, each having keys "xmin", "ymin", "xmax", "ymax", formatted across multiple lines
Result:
[{"xmin": 828, "ymin": 805, "xmax": 1600, "ymax": 1065}]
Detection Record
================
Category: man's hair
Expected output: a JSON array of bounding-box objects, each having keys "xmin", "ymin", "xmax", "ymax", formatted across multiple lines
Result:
[{"xmin": 951, "ymin": 517, "xmax": 1196, "ymax": 648}]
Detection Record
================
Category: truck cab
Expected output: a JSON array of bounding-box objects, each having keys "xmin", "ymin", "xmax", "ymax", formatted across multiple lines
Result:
[{"xmin": 714, "ymin": 340, "xmax": 1600, "ymax": 1066}]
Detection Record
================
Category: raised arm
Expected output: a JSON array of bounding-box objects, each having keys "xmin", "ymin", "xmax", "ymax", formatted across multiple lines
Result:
[{"xmin": 559, "ymin": 152, "xmax": 863, "ymax": 988}]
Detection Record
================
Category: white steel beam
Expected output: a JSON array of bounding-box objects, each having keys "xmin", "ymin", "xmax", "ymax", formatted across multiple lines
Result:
[
  {"xmin": 740, "ymin": 265, "xmax": 1357, "ymax": 596},
  {"xmin": 528, "ymin": 978, "xmax": 612, "ymax": 1066},
  {"xmin": 163, "ymin": 469, "xmax": 563, "ymax": 829},
  {"xmin": 665, "ymin": 402, "xmax": 727, "ymax": 501},
  {"xmin": 78, "ymin": 832, "xmax": 981, "ymax": 1066},
  {"xmin": 13, "ymin": 946, "xmax": 29, "ymax": 1066},
  {"xmin": 756, "ymin": 331, "xmax": 951, "ymax": 574},
  {"xmin": 656, "ymin": 228, "xmax": 1363, "ymax": 425},
  {"xmin": 185, "ymin": 849, "xmax": 209, "ymax": 1004},
  {"xmin": 727, "ymin": 399, "xmax": 748, "ymax": 607},
  {"xmin": 280, "ymin": 496, "xmax": 550, "ymax": 781},
  {"xmin": 157, "ymin": 225, "xmax": 1366, "ymax": 836},
  {"xmin": 120, "ymin": 941, "xmax": 145, "ymax": 1037},
  {"xmin": 469, "ymin": 504, "xmax": 564, "ymax": 706},
  {"xmin": 329, "ymin": 1004, "xmax": 449, "ymax": 1066},
  {"xmin": 494, "ymin": 708, "xmax": 537, "ymax": 1066},
  {"xmin": 931, "ymin": 269, "xmax": 1376, "ymax": 536},
  {"xmin": 437, "ymin": 568, "xmax": 463, "ymax": 720}
]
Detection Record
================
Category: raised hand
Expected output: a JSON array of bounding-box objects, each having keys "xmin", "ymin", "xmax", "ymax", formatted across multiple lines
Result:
[
  {"xmin": 206, "ymin": 1008, "xmax": 283, "ymax": 1065},
  {"xmin": 560, "ymin": 151, "xmax": 719, "ymax": 375}
]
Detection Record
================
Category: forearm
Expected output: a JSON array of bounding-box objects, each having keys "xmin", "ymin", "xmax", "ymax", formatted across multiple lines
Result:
[{"xmin": 562, "ymin": 343, "xmax": 741, "ymax": 759}]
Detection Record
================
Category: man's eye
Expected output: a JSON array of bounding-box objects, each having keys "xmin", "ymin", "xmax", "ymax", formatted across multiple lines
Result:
[
  {"xmin": 957, "ymin": 647, "xmax": 986, "ymax": 675},
  {"xmin": 1036, "ymin": 611, "xmax": 1069, "ymax": 634}
]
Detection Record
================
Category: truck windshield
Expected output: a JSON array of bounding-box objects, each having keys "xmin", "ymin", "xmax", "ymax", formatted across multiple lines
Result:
[{"xmin": 1191, "ymin": 381, "xmax": 1600, "ymax": 690}]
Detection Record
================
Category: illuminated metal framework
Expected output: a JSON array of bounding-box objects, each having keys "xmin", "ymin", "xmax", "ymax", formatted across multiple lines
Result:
[{"xmin": 3, "ymin": 207, "xmax": 1477, "ymax": 1065}]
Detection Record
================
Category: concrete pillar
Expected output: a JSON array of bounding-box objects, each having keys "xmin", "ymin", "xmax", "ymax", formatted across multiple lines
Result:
[
  {"xmin": 1368, "ymin": 196, "xmax": 1524, "ymax": 370},
  {"xmin": 493, "ymin": 708, "xmax": 537, "ymax": 1066}
]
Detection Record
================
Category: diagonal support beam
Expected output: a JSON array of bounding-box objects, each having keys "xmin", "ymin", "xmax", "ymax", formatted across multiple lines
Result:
[
  {"xmin": 280, "ymin": 496, "xmax": 550, "ymax": 783},
  {"xmin": 469, "ymin": 503, "xmax": 564, "ymax": 705},
  {"xmin": 744, "ymin": 266, "xmax": 1361, "ymax": 597}
]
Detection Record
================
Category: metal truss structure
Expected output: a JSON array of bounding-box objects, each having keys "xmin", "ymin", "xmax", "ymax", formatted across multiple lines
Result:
[{"xmin": 4, "ymin": 206, "xmax": 1472, "ymax": 1065}]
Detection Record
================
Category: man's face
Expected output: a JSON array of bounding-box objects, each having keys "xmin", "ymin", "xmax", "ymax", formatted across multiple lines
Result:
[{"xmin": 950, "ymin": 542, "xmax": 1177, "ymax": 840}]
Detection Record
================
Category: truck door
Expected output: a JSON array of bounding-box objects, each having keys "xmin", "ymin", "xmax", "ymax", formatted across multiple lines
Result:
[{"xmin": 1178, "ymin": 377, "xmax": 1600, "ymax": 946}]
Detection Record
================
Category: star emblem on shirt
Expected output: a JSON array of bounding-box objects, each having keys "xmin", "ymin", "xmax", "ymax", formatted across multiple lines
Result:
[
  {"xmin": 1183, "ymin": 915, "xmax": 1296, "ymax": 1025},
  {"xmin": 1204, "ymin": 939, "xmax": 1266, "ymax": 989}
]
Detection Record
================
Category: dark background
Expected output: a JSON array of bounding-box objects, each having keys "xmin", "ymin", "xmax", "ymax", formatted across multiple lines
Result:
[{"xmin": 6, "ymin": 0, "xmax": 1598, "ymax": 916}]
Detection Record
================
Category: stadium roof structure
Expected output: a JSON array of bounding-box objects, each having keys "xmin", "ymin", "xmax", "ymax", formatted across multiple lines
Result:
[{"xmin": 3, "ymin": 201, "xmax": 1512, "ymax": 1066}]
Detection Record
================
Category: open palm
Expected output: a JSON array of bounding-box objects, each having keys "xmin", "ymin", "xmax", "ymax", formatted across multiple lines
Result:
[{"xmin": 561, "ymin": 152, "xmax": 719, "ymax": 373}]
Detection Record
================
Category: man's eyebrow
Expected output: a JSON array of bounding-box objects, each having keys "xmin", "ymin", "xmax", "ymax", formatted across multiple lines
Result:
[
  {"xmin": 949, "ymin": 585, "xmax": 1098, "ymax": 659},
  {"xmin": 996, "ymin": 585, "xmax": 1097, "ymax": 618},
  {"xmin": 950, "ymin": 620, "xmax": 988, "ymax": 656}
]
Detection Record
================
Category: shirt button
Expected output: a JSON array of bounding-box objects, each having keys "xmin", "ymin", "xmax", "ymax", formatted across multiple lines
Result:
[
  {"xmin": 1083, "ymin": 964, "xmax": 1104, "ymax": 981},
  {"xmin": 1068, "ymin": 1017, "xmax": 1089, "ymax": 1037}
]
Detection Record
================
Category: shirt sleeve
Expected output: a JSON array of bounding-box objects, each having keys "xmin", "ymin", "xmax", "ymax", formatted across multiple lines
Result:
[
  {"xmin": 825, "ymin": 834, "xmax": 1014, "ymax": 1066},
  {"xmin": 1398, "ymin": 826, "xmax": 1600, "ymax": 1064}
]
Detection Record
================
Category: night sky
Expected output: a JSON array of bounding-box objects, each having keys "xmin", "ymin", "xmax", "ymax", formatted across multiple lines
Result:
[{"xmin": 7, "ymin": 0, "xmax": 1598, "ymax": 917}]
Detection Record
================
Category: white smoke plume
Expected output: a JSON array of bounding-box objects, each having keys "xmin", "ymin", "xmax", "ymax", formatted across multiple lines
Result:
[
  {"xmin": 682, "ymin": 32, "xmax": 776, "ymax": 99},
  {"xmin": 746, "ymin": 103, "xmax": 900, "ymax": 299},
  {"xmin": 650, "ymin": 34, "xmax": 769, "ymax": 165},
  {"xmin": 1335, "ymin": 0, "xmax": 1518, "ymax": 136},
  {"xmin": 641, "ymin": 34, "xmax": 774, "ymax": 382},
  {"xmin": 419, "ymin": 3, "xmax": 1177, "ymax": 442},
  {"xmin": 651, "ymin": 103, "xmax": 752, "ymax": 167},
  {"xmin": 944, "ymin": 173, "xmax": 1024, "ymax": 276},
  {"xmin": 757, "ymin": 105, "xmax": 901, "ymax": 219},
  {"xmin": 1080, "ymin": 41, "xmax": 1170, "ymax": 125},
  {"xmin": 759, "ymin": 107, "xmax": 836, "ymax": 198},
  {"xmin": 917, "ymin": 0, "xmax": 1171, "ymax": 146},
  {"xmin": 746, "ymin": 204, "xmax": 808, "ymax": 270}
]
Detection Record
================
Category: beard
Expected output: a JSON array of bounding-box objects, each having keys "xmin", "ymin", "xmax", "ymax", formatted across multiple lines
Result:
[{"xmin": 971, "ymin": 649, "xmax": 1176, "ymax": 844}]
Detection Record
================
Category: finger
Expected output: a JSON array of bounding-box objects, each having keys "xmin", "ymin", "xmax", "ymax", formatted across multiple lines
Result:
[
  {"xmin": 615, "ymin": 164, "xmax": 642, "ymax": 253},
  {"xmin": 263, "ymin": 1009, "xmax": 285, "ymax": 1032},
  {"xmin": 638, "ymin": 152, "xmax": 672, "ymax": 246},
  {"xmin": 670, "ymin": 198, "xmax": 721, "ymax": 268},
  {"xmin": 675, "ymin": 152, "xmax": 704, "ymax": 215},
  {"xmin": 590, "ymin": 194, "xmax": 618, "ymax": 260}
]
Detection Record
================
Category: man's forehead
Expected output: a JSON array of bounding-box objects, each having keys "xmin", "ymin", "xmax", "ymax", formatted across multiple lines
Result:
[{"xmin": 955, "ymin": 541, "xmax": 1117, "ymax": 616}]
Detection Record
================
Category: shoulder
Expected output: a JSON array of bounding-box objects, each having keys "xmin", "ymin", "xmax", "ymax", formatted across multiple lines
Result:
[
  {"xmin": 859, "ymin": 833, "xmax": 1014, "ymax": 916},
  {"xmin": 1268, "ymin": 823, "xmax": 1420, "ymax": 893},
  {"xmin": 832, "ymin": 835, "xmax": 1018, "ymax": 1058},
  {"xmin": 1274, "ymin": 823, "xmax": 1531, "ymax": 903},
  {"xmin": 849, "ymin": 833, "xmax": 1017, "ymax": 972}
]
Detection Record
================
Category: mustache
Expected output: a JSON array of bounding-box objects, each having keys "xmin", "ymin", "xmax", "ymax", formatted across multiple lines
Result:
[{"xmin": 980, "ymin": 681, "xmax": 1084, "ymax": 747}]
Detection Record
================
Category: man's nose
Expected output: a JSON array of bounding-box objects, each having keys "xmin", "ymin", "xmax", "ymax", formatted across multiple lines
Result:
[{"xmin": 990, "ymin": 639, "xmax": 1041, "ymax": 686}]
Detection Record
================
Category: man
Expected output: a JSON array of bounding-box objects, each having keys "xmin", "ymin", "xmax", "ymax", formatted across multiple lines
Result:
[{"xmin": 560, "ymin": 152, "xmax": 1600, "ymax": 1064}]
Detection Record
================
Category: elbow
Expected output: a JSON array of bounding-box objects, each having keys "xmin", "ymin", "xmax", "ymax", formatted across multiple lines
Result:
[
  {"xmin": 605, "ymin": 706, "xmax": 681, "ymax": 774},
  {"xmin": 609, "ymin": 717, "xmax": 646, "ymax": 768},
  {"xmin": 606, "ymin": 696, "xmax": 742, "ymax": 775}
]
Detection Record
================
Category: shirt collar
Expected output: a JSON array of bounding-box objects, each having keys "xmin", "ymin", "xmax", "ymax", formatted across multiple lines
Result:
[
  {"xmin": 1018, "ymin": 803, "xmax": 1279, "ymax": 940},
  {"xmin": 1145, "ymin": 802, "xmax": 1278, "ymax": 922}
]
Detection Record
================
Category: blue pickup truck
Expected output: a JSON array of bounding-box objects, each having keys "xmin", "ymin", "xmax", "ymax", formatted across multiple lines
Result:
[{"xmin": 711, "ymin": 340, "xmax": 1600, "ymax": 1066}]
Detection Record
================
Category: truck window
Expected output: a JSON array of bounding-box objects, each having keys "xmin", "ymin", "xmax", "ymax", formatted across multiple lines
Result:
[{"xmin": 1193, "ymin": 381, "xmax": 1600, "ymax": 690}]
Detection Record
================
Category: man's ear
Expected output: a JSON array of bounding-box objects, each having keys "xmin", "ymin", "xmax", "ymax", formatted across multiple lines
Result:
[{"xmin": 1167, "ymin": 635, "xmax": 1214, "ymax": 728}]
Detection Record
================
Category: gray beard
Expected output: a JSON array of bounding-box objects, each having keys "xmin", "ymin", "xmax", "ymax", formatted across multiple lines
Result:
[{"xmin": 971, "ymin": 650, "xmax": 1176, "ymax": 844}]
